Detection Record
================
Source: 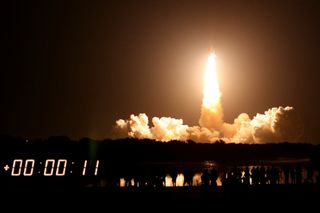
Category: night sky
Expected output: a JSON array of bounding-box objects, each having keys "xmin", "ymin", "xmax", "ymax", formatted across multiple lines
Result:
[{"xmin": 4, "ymin": 0, "xmax": 320, "ymax": 143}]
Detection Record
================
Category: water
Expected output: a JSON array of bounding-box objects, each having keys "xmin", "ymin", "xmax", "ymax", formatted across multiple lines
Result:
[{"xmin": 96, "ymin": 159, "xmax": 319, "ymax": 188}]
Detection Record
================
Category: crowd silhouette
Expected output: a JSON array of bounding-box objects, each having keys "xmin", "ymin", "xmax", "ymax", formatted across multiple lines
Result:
[{"xmin": 103, "ymin": 165, "xmax": 319, "ymax": 188}]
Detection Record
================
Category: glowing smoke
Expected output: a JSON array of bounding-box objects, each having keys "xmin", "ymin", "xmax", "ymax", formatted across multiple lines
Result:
[{"xmin": 114, "ymin": 53, "xmax": 303, "ymax": 143}]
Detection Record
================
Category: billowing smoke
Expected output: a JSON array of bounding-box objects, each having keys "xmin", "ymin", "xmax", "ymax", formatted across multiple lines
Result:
[
  {"xmin": 114, "ymin": 106, "xmax": 302, "ymax": 143},
  {"xmin": 113, "ymin": 53, "xmax": 303, "ymax": 143},
  {"xmin": 115, "ymin": 114, "xmax": 189, "ymax": 141}
]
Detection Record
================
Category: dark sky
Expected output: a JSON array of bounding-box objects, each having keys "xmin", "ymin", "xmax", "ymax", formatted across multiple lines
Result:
[{"xmin": 4, "ymin": 0, "xmax": 320, "ymax": 143}]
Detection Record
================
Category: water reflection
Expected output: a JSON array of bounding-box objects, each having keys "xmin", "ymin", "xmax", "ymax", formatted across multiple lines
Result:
[
  {"xmin": 192, "ymin": 173, "xmax": 202, "ymax": 186},
  {"xmin": 176, "ymin": 174, "xmax": 184, "ymax": 187},
  {"xmin": 111, "ymin": 161, "xmax": 319, "ymax": 188},
  {"xmin": 118, "ymin": 172, "xmax": 223, "ymax": 187},
  {"xmin": 165, "ymin": 175, "xmax": 173, "ymax": 187},
  {"xmin": 120, "ymin": 178, "xmax": 126, "ymax": 187}
]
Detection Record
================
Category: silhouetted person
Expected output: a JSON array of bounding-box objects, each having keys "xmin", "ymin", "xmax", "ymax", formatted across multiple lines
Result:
[
  {"xmin": 270, "ymin": 167, "xmax": 280, "ymax": 185},
  {"xmin": 171, "ymin": 172, "xmax": 177, "ymax": 187},
  {"xmin": 210, "ymin": 168, "xmax": 218, "ymax": 187},
  {"xmin": 243, "ymin": 167, "xmax": 250, "ymax": 185},
  {"xmin": 259, "ymin": 166, "xmax": 266, "ymax": 185},
  {"xmin": 201, "ymin": 169, "xmax": 210, "ymax": 187},
  {"xmin": 235, "ymin": 167, "xmax": 242, "ymax": 185},
  {"xmin": 265, "ymin": 167, "xmax": 272, "ymax": 184},
  {"xmin": 290, "ymin": 168, "xmax": 296, "ymax": 184},
  {"xmin": 155, "ymin": 175, "xmax": 164, "ymax": 187},
  {"xmin": 284, "ymin": 167, "xmax": 290, "ymax": 184},
  {"xmin": 221, "ymin": 171, "xmax": 229, "ymax": 187},
  {"xmin": 184, "ymin": 169, "xmax": 193, "ymax": 187},
  {"xmin": 251, "ymin": 167, "xmax": 259, "ymax": 186},
  {"xmin": 306, "ymin": 165, "xmax": 314, "ymax": 183},
  {"xmin": 295, "ymin": 166, "xmax": 302, "ymax": 184}
]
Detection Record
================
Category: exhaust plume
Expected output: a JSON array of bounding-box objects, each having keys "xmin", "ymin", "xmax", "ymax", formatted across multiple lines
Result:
[
  {"xmin": 114, "ymin": 53, "xmax": 303, "ymax": 143},
  {"xmin": 199, "ymin": 53, "xmax": 223, "ymax": 131}
]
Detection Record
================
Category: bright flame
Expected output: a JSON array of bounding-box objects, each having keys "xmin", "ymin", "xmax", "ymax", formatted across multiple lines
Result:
[{"xmin": 202, "ymin": 53, "xmax": 221, "ymax": 109}]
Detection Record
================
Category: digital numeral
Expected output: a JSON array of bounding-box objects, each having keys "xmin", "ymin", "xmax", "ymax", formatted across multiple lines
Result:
[
  {"xmin": 44, "ymin": 159, "xmax": 55, "ymax": 176},
  {"xmin": 82, "ymin": 160, "xmax": 87, "ymax": 176},
  {"xmin": 56, "ymin": 159, "xmax": 67, "ymax": 176},
  {"xmin": 23, "ymin": 159, "xmax": 35, "ymax": 176},
  {"xmin": 11, "ymin": 159, "xmax": 35, "ymax": 176},
  {"xmin": 82, "ymin": 160, "xmax": 99, "ymax": 176},
  {"xmin": 94, "ymin": 160, "xmax": 99, "ymax": 176},
  {"xmin": 11, "ymin": 159, "xmax": 23, "ymax": 176}
]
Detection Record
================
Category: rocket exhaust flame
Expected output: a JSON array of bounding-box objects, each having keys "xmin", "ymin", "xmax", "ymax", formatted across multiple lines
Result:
[
  {"xmin": 202, "ymin": 53, "xmax": 221, "ymax": 109},
  {"xmin": 199, "ymin": 53, "xmax": 224, "ymax": 131},
  {"xmin": 114, "ymin": 52, "xmax": 303, "ymax": 143}
]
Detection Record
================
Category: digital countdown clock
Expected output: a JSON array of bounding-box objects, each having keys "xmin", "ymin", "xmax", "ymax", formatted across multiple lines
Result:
[{"xmin": 1, "ymin": 159, "xmax": 100, "ymax": 177}]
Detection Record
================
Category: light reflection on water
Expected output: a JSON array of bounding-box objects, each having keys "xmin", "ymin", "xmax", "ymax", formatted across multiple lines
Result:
[
  {"xmin": 120, "ymin": 178, "xmax": 126, "ymax": 187},
  {"xmin": 176, "ymin": 174, "xmax": 184, "ymax": 186},
  {"xmin": 118, "ymin": 172, "xmax": 224, "ymax": 187},
  {"xmin": 165, "ymin": 175, "xmax": 173, "ymax": 187},
  {"xmin": 192, "ymin": 173, "xmax": 202, "ymax": 186},
  {"xmin": 114, "ymin": 160, "xmax": 318, "ymax": 187}
]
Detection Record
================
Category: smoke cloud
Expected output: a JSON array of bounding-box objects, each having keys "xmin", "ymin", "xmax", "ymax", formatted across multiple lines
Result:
[
  {"xmin": 114, "ymin": 106, "xmax": 303, "ymax": 143},
  {"xmin": 113, "ymin": 54, "xmax": 302, "ymax": 143}
]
